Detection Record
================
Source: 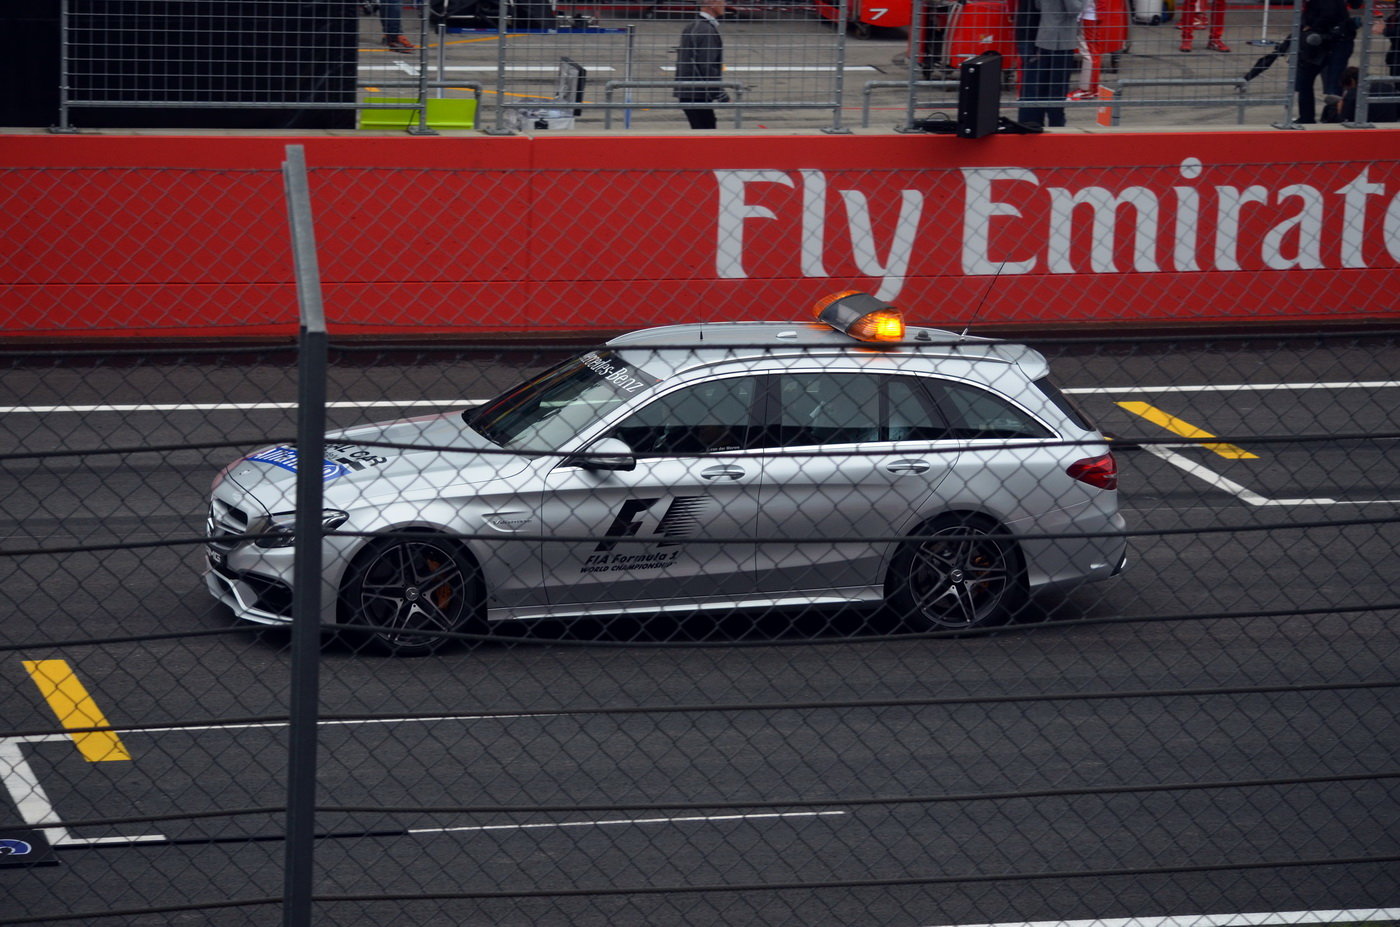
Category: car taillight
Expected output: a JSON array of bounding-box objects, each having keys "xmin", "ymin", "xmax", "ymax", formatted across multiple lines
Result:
[{"xmin": 1067, "ymin": 453, "xmax": 1118, "ymax": 490}]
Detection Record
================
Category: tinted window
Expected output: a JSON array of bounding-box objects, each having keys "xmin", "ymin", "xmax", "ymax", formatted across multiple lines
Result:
[
  {"xmin": 610, "ymin": 377, "xmax": 757, "ymax": 455},
  {"xmin": 774, "ymin": 373, "xmax": 881, "ymax": 447},
  {"xmin": 932, "ymin": 381, "xmax": 1053, "ymax": 440},
  {"xmin": 764, "ymin": 374, "xmax": 952, "ymax": 448},
  {"xmin": 1034, "ymin": 376, "xmax": 1096, "ymax": 431},
  {"xmin": 888, "ymin": 377, "xmax": 953, "ymax": 441},
  {"xmin": 469, "ymin": 350, "xmax": 662, "ymax": 453}
]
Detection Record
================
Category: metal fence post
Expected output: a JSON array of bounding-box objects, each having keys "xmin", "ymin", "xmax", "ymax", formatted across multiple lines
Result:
[
  {"xmin": 411, "ymin": 9, "xmax": 437, "ymax": 135},
  {"xmin": 281, "ymin": 143, "xmax": 328, "ymax": 927},
  {"xmin": 826, "ymin": 0, "xmax": 852, "ymax": 133},
  {"xmin": 1274, "ymin": 0, "xmax": 1306, "ymax": 127},
  {"xmin": 52, "ymin": 0, "xmax": 77, "ymax": 133},
  {"xmin": 1350, "ymin": 0, "xmax": 1376, "ymax": 127},
  {"xmin": 902, "ymin": 0, "xmax": 925, "ymax": 132},
  {"xmin": 487, "ymin": 0, "xmax": 513, "ymax": 133}
]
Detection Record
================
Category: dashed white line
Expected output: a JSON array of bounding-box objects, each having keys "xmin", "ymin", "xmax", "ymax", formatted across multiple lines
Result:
[{"xmin": 409, "ymin": 810, "xmax": 845, "ymax": 835}]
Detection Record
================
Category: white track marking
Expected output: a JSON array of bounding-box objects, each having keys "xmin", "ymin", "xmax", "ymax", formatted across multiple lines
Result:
[
  {"xmin": 0, "ymin": 400, "xmax": 473, "ymax": 414},
  {"xmin": 1064, "ymin": 381, "xmax": 1400, "ymax": 394},
  {"xmin": 1140, "ymin": 445, "xmax": 1400, "ymax": 506},
  {"xmin": 921, "ymin": 910, "xmax": 1400, "ymax": 927},
  {"xmin": 410, "ymin": 810, "xmax": 845, "ymax": 835},
  {"xmin": 0, "ymin": 737, "xmax": 166, "ymax": 845}
]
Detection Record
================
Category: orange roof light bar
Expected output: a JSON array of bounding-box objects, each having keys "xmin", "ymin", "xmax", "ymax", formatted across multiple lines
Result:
[{"xmin": 813, "ymin": 291, "xmax": 905, "ymax": 343}]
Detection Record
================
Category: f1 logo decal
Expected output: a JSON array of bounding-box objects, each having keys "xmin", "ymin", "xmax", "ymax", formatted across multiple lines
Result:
[
  {"xmin": 595, "ymin": 498, "xmax": 661, "ymax": 552},
  {"xmin": 594, "ymin": 497, "xmax": 708, "ymax": 552}
]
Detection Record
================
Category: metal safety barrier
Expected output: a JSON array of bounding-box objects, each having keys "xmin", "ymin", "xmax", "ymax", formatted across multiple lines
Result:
[
  {"xmin": 602, "ymin": 80, "xmax": 751, "ymax": 128},
  {"xmin": 1103, "ymin": 77, "xmax": 1257, "ymax": 126}
]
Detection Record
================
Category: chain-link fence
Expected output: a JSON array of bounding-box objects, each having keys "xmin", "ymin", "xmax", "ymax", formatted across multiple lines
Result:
[
  {"xmin": 48, "ymin": 0, "xmax": 1400, "ymax": 132},
  {"xmin": 1, "ymin": 151, "xmax": 1397, "ymax": 924}
]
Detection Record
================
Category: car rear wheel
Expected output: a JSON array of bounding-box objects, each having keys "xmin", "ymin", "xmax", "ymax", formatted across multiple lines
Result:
[
  {"xmin": 341, "ymin": 535, "xmax": 485, "ymax": 656},
  {"xmin": 889, "ymin": 515, "xmax": 1025, "ymax": 631}
]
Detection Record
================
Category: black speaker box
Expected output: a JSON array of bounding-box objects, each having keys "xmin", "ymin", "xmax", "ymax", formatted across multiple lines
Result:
[{"xmin": 957, "ymin": 51, "xmax": 1003, "ymax": 139}]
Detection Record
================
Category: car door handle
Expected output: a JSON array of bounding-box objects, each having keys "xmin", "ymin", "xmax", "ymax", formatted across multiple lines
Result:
[
  {"xmin": 700, "ymin": 465, "xmax": 746, "ymax": 481},
  {"xmin": 886, "ymin": 459, "xmax": 930, "ymax": 474}
]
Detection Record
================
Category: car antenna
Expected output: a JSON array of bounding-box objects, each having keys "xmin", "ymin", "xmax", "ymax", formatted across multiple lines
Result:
[{"xmin": 959, "ymin": 260, "xmax": 1006, "ymax": 343}]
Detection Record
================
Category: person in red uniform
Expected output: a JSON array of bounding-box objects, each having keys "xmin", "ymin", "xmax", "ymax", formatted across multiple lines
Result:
[{"xmin": 1178, "ymin": 0, "xmax": 1229, "ymax": 52}]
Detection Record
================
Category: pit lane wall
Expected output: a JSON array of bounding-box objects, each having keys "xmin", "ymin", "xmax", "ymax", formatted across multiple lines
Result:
[{"xmin": 3, "ymin": 130, "xmax": 1398, "ymax": 339}]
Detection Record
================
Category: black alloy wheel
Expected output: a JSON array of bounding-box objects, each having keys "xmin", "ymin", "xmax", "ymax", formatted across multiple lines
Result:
[
  {"xmin": 342, "ymin": 536, "xmax": 484, "ymax": 655},
  {"xmin": 891, "ymin": 515, "xmax": 1025, "ymax": 631}
]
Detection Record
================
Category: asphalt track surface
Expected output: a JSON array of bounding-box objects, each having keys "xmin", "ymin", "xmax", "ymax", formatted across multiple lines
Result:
[{"xmin": 2, "ymin": 333, "xmax": 1398, "ymax": 925}]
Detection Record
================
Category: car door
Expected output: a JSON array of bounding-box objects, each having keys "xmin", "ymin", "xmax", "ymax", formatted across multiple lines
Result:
[
  {"xmin": 535, "ymin": 374, "xmax": 765, "ymax": 610},
  {"xmin": 752, "ymin": 372, "xmax": 960, "ymax": 596},
  {"xmin": 927, "ymin": 377, "xmax": 1065, "ymax": 521}
]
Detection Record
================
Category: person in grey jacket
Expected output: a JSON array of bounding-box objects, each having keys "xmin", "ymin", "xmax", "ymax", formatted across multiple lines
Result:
[
  {"xmin": 676, "ymin": 0, "xmax": 727, "ymax": 129},
  {"xmin": 1016, "ymin": 0, "xmax": 1086, "ymax": 128}
]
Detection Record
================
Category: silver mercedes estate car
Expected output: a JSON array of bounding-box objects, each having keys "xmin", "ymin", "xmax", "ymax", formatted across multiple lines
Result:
[{"xmin": 206, "ymin": 292, "xmax": 1126, "ymax": 654}]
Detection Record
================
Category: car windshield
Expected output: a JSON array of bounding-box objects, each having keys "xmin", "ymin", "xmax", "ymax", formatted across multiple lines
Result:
[{"xmin": 466, "ymin": 350, "xmax": 662, "ymax": 454}]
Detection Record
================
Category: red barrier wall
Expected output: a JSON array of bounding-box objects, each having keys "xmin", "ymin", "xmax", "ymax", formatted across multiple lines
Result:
[{"xmin": 3, "ymin": 130, "xmax": 1398, "ymax": 339}]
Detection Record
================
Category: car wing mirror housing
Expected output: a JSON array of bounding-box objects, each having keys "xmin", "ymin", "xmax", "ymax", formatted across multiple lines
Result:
[{"xmin": 571, "ymin": 437, "xmax": 636, "ymax": 472}]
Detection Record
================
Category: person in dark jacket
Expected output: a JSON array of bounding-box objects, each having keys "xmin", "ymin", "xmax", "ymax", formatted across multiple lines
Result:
[
  {"xmin": 1333, "ymin": 65, "xmax": 1400, "ymax": 122},
  {"xmin": 1379, "ymin": 8, "xmax": 1400, "ymax": 77},
  {"xmin": 675, "ymin": 0, "xmax": 727, "ymax": 129},
  {"xmin": 1016, "ymin": 0, "xmax": 1086, "ymax": 128},
  {"xmin": 1294, "ymin": 0, "xmax": 1349, "ymax": 122}
]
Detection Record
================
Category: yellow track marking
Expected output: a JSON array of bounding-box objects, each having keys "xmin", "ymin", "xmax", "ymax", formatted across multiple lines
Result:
[
  {"xmin": 1117, "ymin": 401, "xmax": 1259, "ymax": 459},
  {"xmin": 23, "ymin": 660, "xmax": 131, "ymax": 762}
]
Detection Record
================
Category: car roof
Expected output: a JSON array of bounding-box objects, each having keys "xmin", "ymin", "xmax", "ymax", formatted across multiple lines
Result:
[{"xmin": 606, "ymin": 321, "xmax": 1050, "ymax": 383}]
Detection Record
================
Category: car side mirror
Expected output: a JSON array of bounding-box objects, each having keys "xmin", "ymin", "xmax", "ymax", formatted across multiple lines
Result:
[{"xmin": 570, "ymin": 437, "xmax": 636, "ymax": 472}]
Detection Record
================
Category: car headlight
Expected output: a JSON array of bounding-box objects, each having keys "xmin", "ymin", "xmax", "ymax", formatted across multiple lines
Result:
[{"xmin": 255, "ymin": 510, "xmax": 350, "ymax": 549}]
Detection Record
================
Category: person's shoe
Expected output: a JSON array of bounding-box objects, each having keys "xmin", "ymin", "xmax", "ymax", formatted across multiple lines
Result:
[
  {"xmin": 1207, "ymin": 37, "xmax": 1231, "ymax": 52},
  {"xmin": 383, "ymin": 34, "xmax": 415, "ymax": 53},
  {"xmin": 1179, "ymin": 38, "xmax": 1193, "ymax": 51}
]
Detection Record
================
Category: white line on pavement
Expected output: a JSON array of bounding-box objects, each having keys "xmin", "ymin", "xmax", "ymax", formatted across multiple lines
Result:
[
  {"xmin": 409, "ymin": 810, "xmax": 846, "ymax": 835},
  {"xmin": 0, "ymin": 737, "xmax": 167, "ymax": 846},
  {"xmin": 0, "ymin": 400, "xmax": 472, "ymax": 414},
  {"xmin": 1064, "ymin": 381, "xmax": 1400, "ymax": 394},
  {"xmin": 920, "ymin": 910, "xmax": 1400, "ymax": 927},
  {"xmin": 1140, "ymin": 445, "xmax": 1400, "ymax": 506}
]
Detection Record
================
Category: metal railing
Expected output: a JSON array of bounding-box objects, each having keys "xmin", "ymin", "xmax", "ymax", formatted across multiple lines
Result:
[
  {"xmin": 1102, "ymin": 77, "xmax": 1257, "ymax": 126},
  {"xmin": 861, "ymin": 80, "xmax": 959, "ymax": 129},
  {"xmin": 602, "ymin": 80, "xmax": 752, "ymax": 128}
]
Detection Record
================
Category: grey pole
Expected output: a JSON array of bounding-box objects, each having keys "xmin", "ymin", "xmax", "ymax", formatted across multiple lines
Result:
[{"xmin": 281, "ymin": 143, "xmax": 328, "ymax": 927}]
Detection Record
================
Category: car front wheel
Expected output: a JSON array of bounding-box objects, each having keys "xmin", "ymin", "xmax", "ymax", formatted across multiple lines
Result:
[
  {"xmin": 341, "ymin": 535, "xmax": 485, "ymax": 656},
  {"xmin": 889, "ymin": 515, "xmax": 1025, "ymax": 631}
]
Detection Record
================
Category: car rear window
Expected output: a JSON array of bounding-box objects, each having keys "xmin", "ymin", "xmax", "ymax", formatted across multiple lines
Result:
[{"xmin": 1033, "ymin": 376, "xmax": 1096, "ymax": 431}]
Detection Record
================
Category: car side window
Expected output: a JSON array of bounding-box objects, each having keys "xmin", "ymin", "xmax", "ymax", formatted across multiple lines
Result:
[
  {"xmin": 773, "ymin": 373, "xmax": 882, "ymax": 447},
  {"xmin": 888, "ymin": 377, "xmax": 953, "ymax": 441},
  {"xmin": 931, "ymin": 381, "xmax": 1054, "ymax": 440},
  {"xmin": 609, "ymin": 376, "xmax": 757, "ymax": 455}
]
